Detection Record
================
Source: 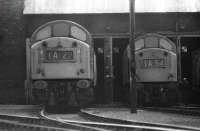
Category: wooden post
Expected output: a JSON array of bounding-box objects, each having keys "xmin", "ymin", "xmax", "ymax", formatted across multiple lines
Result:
[
  {"xmin": 104, "ymin": 37, "xmax": 113, "ymax": 104},
  {"xmin": 129, "ymin": 0, "xmax": 137, "ymax": 113}
]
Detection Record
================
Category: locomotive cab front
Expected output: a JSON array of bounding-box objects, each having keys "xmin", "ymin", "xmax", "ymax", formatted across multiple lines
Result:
[
  {"xmin": 123, "ymin": 34, "xmax": 179, "ymax": 106},
  {"xmin": 25, "ymin": 20, "xmax": 96, "ymax": 108}
]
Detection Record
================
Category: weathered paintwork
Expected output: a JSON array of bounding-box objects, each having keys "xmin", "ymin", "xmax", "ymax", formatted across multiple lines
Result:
[
  {"xmin": 31, "ymin": 37, "xmax": 91, "ymax": 79},
  {"xmin": 136, "ymin": 48, "xmax": 177, "ymax": 82},
  {"xmin": 26, "ymin": 20, "xmax": 95, "ymax": 106},
  {"xmin": 123, "ymin": 33, "xmax": 179, "ymax": 105},
  {"xmin": 123, "ymin": 33, "xmax": 177, "ymax": 83}
]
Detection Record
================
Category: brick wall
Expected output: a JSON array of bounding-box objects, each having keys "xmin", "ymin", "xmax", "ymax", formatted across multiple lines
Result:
[
  {"xmin": 1, "ymin": 0, "xmax": 200, "ymax": 105},
  {"xmin": 0, "ymin": 0, "xmax": 26, "ymax": 104}
]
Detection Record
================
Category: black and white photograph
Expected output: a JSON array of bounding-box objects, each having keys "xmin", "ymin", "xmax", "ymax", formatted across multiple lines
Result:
[{"xmin": 0, "ymin": 0, "xmax": 200, "ymax": 130}]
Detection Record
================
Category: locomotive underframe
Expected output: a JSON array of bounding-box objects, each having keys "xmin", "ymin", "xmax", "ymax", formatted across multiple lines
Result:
[
  {"xmin": 31, "ymin": 79, "xmax": 94, "ymax": 107},
  {"xmin": 136, "ymin": 82, "xmax": 180, "ymax": 106}
]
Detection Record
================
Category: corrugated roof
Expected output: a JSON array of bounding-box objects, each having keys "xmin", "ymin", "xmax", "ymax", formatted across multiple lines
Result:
[{"xmin": 23, "ymin": 0, "xmax": 200, "ymax": 14}]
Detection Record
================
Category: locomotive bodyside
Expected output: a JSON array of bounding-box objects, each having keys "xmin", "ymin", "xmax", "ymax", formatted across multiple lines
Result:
[
  {"xmin": 123, "ymin": 34, "xmax": 179, "ymax": 106},
  {"xmin": 25, "ymin": 20, "xmax": 96, "ymax": 108}
]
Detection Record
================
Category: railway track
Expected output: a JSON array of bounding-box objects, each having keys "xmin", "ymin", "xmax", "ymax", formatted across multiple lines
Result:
[
  {"xmin": 142, "ymin": 106, "xmax": 200, "ymax": 116},
  {"xmin": 0, "ymin": 113, "xmax": 109, "ymax": 131},
  {"xmin": 0, "ymin": 105, "xmax": 106, "ymax": 131},
  {"xmin": 0, "ymin": 105, "xmax": 199, "ymax": 131},
  {"xmin": 42, "ymin": 109, "xmax": 199, "ymax": 131}
]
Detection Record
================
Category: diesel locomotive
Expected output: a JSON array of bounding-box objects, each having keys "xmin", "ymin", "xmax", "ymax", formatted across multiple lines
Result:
[
  {"xmin": 123, "ymin": 33, "xmax": 180, "ymax": 106},
  {"xmin": 25, "ymin": 20, "xmax": 96, "ymax": 107}
]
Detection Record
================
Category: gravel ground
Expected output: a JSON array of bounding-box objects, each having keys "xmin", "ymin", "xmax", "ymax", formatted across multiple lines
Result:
[
  {"xmin": 83, "ymin": 108, "xmax": 200, "ymax": 128},
  {"xmin": 47, "ymin": 113, "xmax": 91, "ymax": 122},
  {"xmin": 0, "ymin": 105, "xmax": 42, "ymax": 117}
]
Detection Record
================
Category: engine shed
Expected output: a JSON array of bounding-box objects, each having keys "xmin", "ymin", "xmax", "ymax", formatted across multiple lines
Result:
[{"xmin": 0, "ymin": 0, "xmax": 200, "ymax": 105}]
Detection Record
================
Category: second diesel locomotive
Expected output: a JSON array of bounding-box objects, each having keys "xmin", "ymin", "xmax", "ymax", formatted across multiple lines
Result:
[
  {"xmin": 25, "ymin": 20, "xmax": 96, "ymax": 108},
  {"xmin": 123, "ymin": 33, "xmax": 179, "ymax": 106}
]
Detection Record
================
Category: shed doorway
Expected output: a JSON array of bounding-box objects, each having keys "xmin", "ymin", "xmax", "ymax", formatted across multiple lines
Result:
[{"xmin": 112, "ymin": 38, "xmax": 129, "ymax": 103}]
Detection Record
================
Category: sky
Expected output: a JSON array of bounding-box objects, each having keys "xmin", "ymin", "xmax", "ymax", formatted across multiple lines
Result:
[{"xmin": 23, "ymin": 0, "xmax": 200, "ymax": 14}]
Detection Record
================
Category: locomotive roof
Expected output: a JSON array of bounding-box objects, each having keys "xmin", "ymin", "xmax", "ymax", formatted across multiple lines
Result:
[
  {"xmin": 24, "ymin": 0, "xmax": 200, "ymax": 14},
  {"xmin": 30, "ymin": 20, "xmax": 92, "ymax": 44}
]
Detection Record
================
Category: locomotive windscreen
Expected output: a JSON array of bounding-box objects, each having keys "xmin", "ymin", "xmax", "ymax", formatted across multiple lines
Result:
[{"xmin": 30, "ymin": 20, "xmax": 91, "ymax": 44}]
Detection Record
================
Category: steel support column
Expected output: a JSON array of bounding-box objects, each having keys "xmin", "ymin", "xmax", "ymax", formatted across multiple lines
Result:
[
  {"xmin": 129, "ymin": 0, "xmax": 137, "ymax": 113},
  {"xmin": 104, "ymin": 37, "xmax": 113, "ymax": 104}
]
